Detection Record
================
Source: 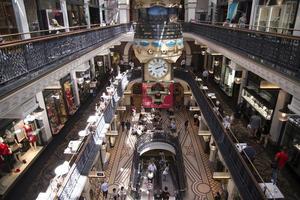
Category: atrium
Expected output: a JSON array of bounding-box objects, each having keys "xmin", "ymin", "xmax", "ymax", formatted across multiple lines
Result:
[{"xmin": 0, "ymin": 0, "xmax": 299, "ymax": 200}]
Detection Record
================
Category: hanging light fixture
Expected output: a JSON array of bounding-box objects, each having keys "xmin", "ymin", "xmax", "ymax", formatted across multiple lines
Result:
[
  {"xmin": 214, "ymin": 60, "xmax": 220, "ymax": 66},
  {"xmin": 201, "ymin": 50, "xmax": 206, "ymax": 55},
  {"xmin": 278, "ymin": 107, "xmax": 289, "ymax": 122},
  {"xmin": 234, "ymin": 77, "xmax": 242, "ymax": 84}
]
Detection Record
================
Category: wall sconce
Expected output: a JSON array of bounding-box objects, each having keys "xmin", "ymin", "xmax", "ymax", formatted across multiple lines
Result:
[
  {"xmin": 214, "ymin": 60, "xmax": 220, "ymax": 66},
  {"xmin": 97, "ymin": 61, "xmax": 103, "ymax": 66},
  {"xmin": 278, "ymin": 107, "xmax": 290, "ymax": 122},
  {"xmin": 234, "ymin": 77, "xmax": 242, "ymax": 84},
  {"xmin": 201, "ymin": 50, "xmax": 206, "ymax": 55}
]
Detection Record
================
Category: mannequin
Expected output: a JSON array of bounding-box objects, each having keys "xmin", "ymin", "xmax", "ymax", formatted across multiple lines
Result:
[
  {"xmin": 0, "ymin": 137, "xmax": 14, "ymax": 172},
  {"xmin": 24, "ymin": 123, "xmax": 37, "ymax": 150},
  {"xmin": 4, "ymin": 130, "xmax": 23, "ymax": 162}
]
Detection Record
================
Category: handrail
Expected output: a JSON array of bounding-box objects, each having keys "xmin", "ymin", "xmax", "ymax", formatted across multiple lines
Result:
[{"xmin": 173, "ymin": 68, "xmax": 266, "ymax": 200}]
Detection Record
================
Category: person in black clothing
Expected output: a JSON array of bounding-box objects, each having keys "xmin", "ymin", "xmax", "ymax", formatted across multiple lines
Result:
[
  {"xmin": 214, "ymin": 192, "xmax": 221, "ymax": 200},
  {"xmin": 162, "ymin": 186, "xmax": 170, "ymax": 200},
  {"xmin": 154, "ymin": 190, "xmax": 162, "ymax": 200},
  {"xmin": 184, "ymin": 120, "xmax": 189, "ymax": 131},
  {"xmin": 125, "ymin": 120, "xmax": 131, "ymax": 131},
  {"xmin": 121, "ymin": 121, "xmax": 125, "ymax": 132}
]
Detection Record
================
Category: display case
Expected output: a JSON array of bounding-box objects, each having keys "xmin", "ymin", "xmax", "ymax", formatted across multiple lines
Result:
[
  {"xmin": 220, "ymin": 65, "xmax": 236, "ymax": 97},
  {"xmin": 241, "ymin": 88, "xmax": 273, "ymax": 120},
  {"xmin": 61, "ymin": 75, "xmax": 77, "ymax": 115},
  {"xmin": 76, "ymin": 70, "xmax": 91, "ymax": 103}
]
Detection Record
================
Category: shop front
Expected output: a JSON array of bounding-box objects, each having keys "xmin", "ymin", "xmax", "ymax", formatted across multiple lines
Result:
[
  {"xmin": 43, "ymin": 89, "xmax": 68, "ymax": 135},
  {"xmin": 253, "ymin": 0, "xmax": 298, "ymax": 34},
  {"xmin": 67, "ymin": 0, "xmax": 87, "ymax": 26},
  {"xmin": 0, "ymin": 111, "xmax": 48, "ymax": 195},
  {"xmin": 240, "ymin": 72, "xmax": 279, "ymax": 127},
  {"xmin": 76, "ymin": 69, "xmax": 91, "ymax": 103},
  {"xmin": 282, "ymin": 116, "xmax": 300, "ymax": 177},
  {"xmin": 60, "ymin": 75, "xmax": 78, "ymax": 115}
]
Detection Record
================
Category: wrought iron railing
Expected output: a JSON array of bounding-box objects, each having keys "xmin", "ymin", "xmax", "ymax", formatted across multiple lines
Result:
[
  {"xmin": 0, "ymin": 23, "xmax": 131, "ymax": 98},
  {"xmin": 174, "ymin": 68, "xmax": 266, "ymax": 200},
  {"xmin": 182, "ymin": 22, "xmax": 300, "ymax": 81},
  {"xmin": 134, "ymin": 23, "xmax": 182, "ymax": 39}
]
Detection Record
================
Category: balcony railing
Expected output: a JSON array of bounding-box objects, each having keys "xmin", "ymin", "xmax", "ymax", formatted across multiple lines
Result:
[
  {"xmin": 134, "ymin": 23, "xmax": 182, "ymax": 40},
  {"xmin": 182, "ymin": 22, "xmax": 300, "ymax": 81},
  {"xmin": 174, "ymin": 68, "xmax": 266, "ymax": 200},
  {"xmin": 0, "ymin": 23, "xmax": 131, "ymax": 98}
]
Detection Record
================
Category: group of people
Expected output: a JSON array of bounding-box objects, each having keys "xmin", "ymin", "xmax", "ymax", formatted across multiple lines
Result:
[{"xmin": 100, "ymin": 180, "xmax": 127, "ymax": 200}]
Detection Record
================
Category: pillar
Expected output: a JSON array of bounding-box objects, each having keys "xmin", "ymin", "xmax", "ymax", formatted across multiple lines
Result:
[
  {"xmin": 237, "ymin": 70, "xmax": 248, "ymax": 103},
  {"xmin": 293, "ymin": 2, "xmax": 300, "ymax": 36},
  {"xmin": 249, "ymin": 0, "xmax": 259, "ymax": 29},
  {"xmin": 71, "ymin": 70, "xmax": 81, "ymax": 106},
  {"xmin": 36, "ymin": 92, "xmax": 52, "ymax": 142},
  {"xmin": 269, "ymin": 90, "xmax": 291, "ymax": 144},
  {"xmin": 12, "ymin": 0, "xmax": 30, "ymax": 39},
  {"xmin": 90, "ymin": 58, "xmax": 96, "ymax": 80},
  {"xmin": 84, "ymin": 0, "xmax": 91, "ymax": 28},
  {"xmin": 118, "ymin": 0, "xmax": 130, "ymax": 24},
  {"xmin": 227, "ymin": 179, "xmax": 239, "ymax": 200},
  {"xmin": 99, "ymin": 0, "xmax": 104, "ymax": 24},
  {"xmin": 184, "ymin": 0, "xmax": 197, "ymax": 22},
  {"xmin": 60, "ymin": 0, "xmax": 70, "ymax": 32},
  {"xmin": 209, "ymin": 136, "xmax": 217, "ymax": 163}
]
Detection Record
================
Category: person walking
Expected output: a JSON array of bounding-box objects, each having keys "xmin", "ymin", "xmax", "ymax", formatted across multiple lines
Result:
[
  {"xmin": 121, "ymin": 121, "xmax": 125, "ymax": 132},
  {"xmin": 258, "ymin": 124, "xmax": 270, "ymax": 148},
  {"xmin": 125, "ymin": 120, "xmax": 131, "ymax": 131},
  {"xmin": 184, "ymin": 120, "xmax": 189, "ymax": 131},
  {"xmin": 162, "ymin": 186, "xmax": 170, "ymax": 200},
  {"xmin": 100, "ymin": 180, "xmax": 109, "ymax": 199},
  {"xmin": 214, "ymin": 192, "xmax": 221, "ymax": 200},
  {"xmin": 202, "ymin": 70, "xmax": 209, "ymax": 84},
  {"xmin": 162, "ymin": 165, "xmax": 169, "ymax": 181},
  {"xmin": 119, "ymin": 186, "xmax": 127, "ymax": 200},
  {"xmin": 271, "ymin": 147, "xmax": 289, "ymax": 184},
  {"xmin": 111, "ymin": 188, "xmax": 119, "ymax": 200},
  {"xmin": 249, "ymin": 111, "xmax": 261, "ymax": 138}
]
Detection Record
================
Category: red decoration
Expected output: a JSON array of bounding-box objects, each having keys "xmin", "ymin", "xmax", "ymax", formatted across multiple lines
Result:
[{"xmin": 142, "ymin": 83, "xmax": 173, "ymax": 108}]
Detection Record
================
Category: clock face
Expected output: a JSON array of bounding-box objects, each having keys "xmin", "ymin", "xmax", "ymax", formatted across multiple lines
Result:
[{"xmin": 147, "ymin": 58, "xmax": 169, "ymax": 79}]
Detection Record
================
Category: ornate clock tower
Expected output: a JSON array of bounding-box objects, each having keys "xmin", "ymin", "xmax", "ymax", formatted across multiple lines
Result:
[{"xmin": 133, "ymin": 0, "xmax": 183, "ymax": 108}]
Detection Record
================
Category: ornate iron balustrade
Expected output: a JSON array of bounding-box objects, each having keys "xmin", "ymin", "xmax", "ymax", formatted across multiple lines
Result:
[
  {"xmin": 0, "ymin": 24, "xmax": 131, "ymax": 98},
  {"xmin": 56, "ymin": 72, "xmax": 130, "ymax": 200},
  {"xmin": 134, "ymin": 23, "xmax": 182, "ymax": 39},
  {"xmin": 174, "ymin": 68, "xmax": 265, "ymax": 200},
  {"xmin": 182, "ymin": 22, "xmax": 300, "ymax": 81}
]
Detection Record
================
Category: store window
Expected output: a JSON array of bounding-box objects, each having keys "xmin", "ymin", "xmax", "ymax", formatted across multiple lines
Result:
[
  {"xmin": 254, "ymin": 0, "xmax": 298, "ymax": 34},
  {"xmin": 43, "ymin": 89, "xmax": 68, "ymax": 135},
  {"xmin": 61, "ymin": 75, "xmax": 77, "ymax": 115},
  {"xmin": 0, "ymin": 115, "xmax": 45, "ymax": 181},
  {"xmin": 0, "ymin": 1, "xmax": 18, "ymax": 36}
]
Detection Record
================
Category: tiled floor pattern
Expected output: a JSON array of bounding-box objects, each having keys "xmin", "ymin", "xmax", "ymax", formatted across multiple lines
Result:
[{"xmin": 93, "ymin": 109, "xmax": 221, "ymax": 200}]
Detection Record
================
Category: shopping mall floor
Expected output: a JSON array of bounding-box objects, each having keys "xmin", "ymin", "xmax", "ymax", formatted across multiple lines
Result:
[{"xmin": 4, "ymin": 79, "xmax": 300, "ymax": 200}]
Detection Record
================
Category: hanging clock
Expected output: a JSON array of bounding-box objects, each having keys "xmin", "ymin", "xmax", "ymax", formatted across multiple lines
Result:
[{"xmin": 147, "ymin": 58, "xmax": 169, "ymax": 79}]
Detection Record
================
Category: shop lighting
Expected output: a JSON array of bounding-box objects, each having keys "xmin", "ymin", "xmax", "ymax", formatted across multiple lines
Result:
[
  {"xmin": 201, "ymin": 50, "xmax": 206, "ymax": 55},
  {"xmin": 214, "ymin": 60, "xmax": 220, "ymax": 66},
  {"xmin": 51, "ymin": 94, "xmax": 60, "ymax": 99},
  {"xmin": 278, "ymin": 107, "xmax": 299, "ymax": 122},
  {"xmin": 234, "ymin": 77, "xmax": 242, "ymax": 84}
]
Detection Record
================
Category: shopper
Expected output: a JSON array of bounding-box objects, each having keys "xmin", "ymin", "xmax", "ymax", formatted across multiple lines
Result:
[
  {"xmin": 121, "ymin": 121, "xmax": 125, "ymax": 132},
  {"xmin": 119, "ymin": 186, "xmax": 127, "ymax": 200},
  {"xmin": 258, "ymin": 124, "xmax": 270, "ymax": 148},
  {"xmin": 162, "ymin": 186, "xmax": 170, "ymax": 200},
  {"xmin": 111, "ymin": 188, "xmax": 119, "ymax": 200},
  {"xmin": 249, "ymin": 111, "xmax": 261, "ymax": 138},
  {"xmin": 202, "ymin": 70, "xmax": 209, "ymax": 84},
  {"xmin": 184, "ymin": 120, "xmax": 189, "ymax": 131},
  {"xmin": 100, "ymin": 180, "xmax": 109, "ymax": 199},
  {"xmin": 162, "ymin": 165, "xmax": 169, "ymax": 181},
  {"xmin": 125, "ymin": 120, "xmax": 131, "ymax": 131},
  {"xmin": 271, "ymin": 147, "xmax": 289, "ymax": 184}
]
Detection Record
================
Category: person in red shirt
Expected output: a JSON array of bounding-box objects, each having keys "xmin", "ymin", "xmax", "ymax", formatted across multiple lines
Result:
[{"xmin": 271, "ymin": 147, "xmax": 289, "ymax": 184}]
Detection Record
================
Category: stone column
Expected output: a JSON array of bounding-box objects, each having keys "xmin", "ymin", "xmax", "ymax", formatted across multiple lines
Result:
[
  {"xmin": 184, "ymin": 0, "xmax": 197, "ymax": 22},
  {"xmin": 90, "ymin": 58, "xmax": 96, "ymax": 80},
  {"xmin": 36, "ymin": 92, "xmax": 52, "ymax": 142},
  {"xmin": 12, "ymin": 0, "xmax": 30, "ymax": 39},
  {"xmin": 293, "ymin": 2, "xmax": 300, "ymax": 36},
  {"xmin": 209, "ymin": 136, "xmax": 217, "ymax": 163},
  {"xmin": 118, "ymin": 0, "xmax": 130, "ymax": 24},
  {"xmin": 270, "ymin": 90, "xmax": 291, "ymax": 144},
  {"xmin": 249, "ymin": 0, "xmax": 259, "ymax": 30},
  {"xmin": 227, "ymin": 179, "xmax": 238, "ymax": 200},
  {"xmin": 99, "ymin": 0, "xmax": 104, "ymax": 24},
  {"xmin": 60, "ymin": 0, "xmax": 70, "ymax": 32},
  {"xmin": 237, "ymin": 70, "xmax": 248, "ymax": 103},
  {"xmin": 84, "ymin": 0, "xmax": 91, "ymax": 28},
  {"xmin": 71, "ymin": 70, "xmax": 81, "ymax": 106}
]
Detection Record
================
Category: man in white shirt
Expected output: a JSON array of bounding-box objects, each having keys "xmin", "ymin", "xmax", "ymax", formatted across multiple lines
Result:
[{"xmin": 101, "ymin": 180, "xmax": 109, "ymax": 199}]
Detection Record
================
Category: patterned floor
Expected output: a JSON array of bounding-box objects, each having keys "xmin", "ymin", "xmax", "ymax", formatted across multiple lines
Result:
[{"xmin": 91, "ymin": 108, "xmax": 221, "ymax": 200}]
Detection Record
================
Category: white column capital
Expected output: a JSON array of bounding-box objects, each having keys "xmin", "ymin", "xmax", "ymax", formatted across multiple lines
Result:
[{"xmin": 12, "ymin": 0, "xmax": 30, "ymax": 39}]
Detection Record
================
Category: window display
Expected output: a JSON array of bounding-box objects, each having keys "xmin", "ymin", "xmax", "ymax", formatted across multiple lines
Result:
[
  {"xmin": 220, "ymin": 65, "xmax": 236, "ymax": 97},
  {"xmin": 43, "ymin": 89, "xmax": 68, "ymax": 135},
  {"xmin": 61, "ymin": 75, "xmax": 77, "ymax": 115}
]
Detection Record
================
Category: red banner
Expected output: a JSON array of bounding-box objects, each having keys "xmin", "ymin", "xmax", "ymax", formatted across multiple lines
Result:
[{"xmin": 142, "ymin": 82, "xmax": 173, "ymax": 108}]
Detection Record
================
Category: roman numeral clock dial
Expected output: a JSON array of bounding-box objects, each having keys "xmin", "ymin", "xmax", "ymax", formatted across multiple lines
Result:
[{"xmin": 147, "ymin": 58, "xmax": 169, "ymax": 79}]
